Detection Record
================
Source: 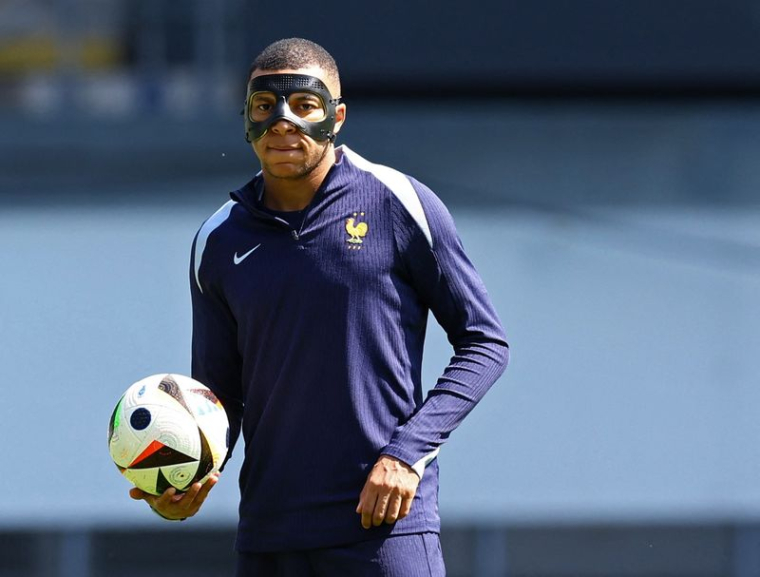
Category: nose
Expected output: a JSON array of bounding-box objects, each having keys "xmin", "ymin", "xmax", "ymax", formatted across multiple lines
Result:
[{"xmin": 270, "ymin": 118, "xmax": 297, "ymax": 135}]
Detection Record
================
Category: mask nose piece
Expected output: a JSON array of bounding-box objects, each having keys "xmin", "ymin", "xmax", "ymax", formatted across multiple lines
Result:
[
  {"xmin": 270, "ymin": 97, "xmax": 294, "ymax": 127},
  {"xmin": 269, "ymin": 97, "xmax": 297, "ymax": 134}
]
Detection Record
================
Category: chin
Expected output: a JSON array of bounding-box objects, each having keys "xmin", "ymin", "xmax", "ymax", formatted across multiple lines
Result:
[{"xmin": 266, "ymin": 165, "xmax": 310, "ymax": 180}]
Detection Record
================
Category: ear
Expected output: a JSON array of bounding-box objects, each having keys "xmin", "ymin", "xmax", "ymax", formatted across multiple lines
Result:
[{"xmin": 332, "ymin": 102, "xmax": 347, "ymax": 135}]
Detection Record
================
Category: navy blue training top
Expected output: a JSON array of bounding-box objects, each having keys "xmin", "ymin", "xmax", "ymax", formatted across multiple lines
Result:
[{"xmin": 189, "ymin": 146, "xmax": 509, "ymax": 552}]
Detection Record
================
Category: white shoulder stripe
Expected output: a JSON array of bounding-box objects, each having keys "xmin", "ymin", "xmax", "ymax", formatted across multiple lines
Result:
[
  {"xmin": 194, "ymin": 200, "xmax": 236, "ymax": 293},
  {"xmin": 342, "ymin": 146, "xmax": 432, "ymax": 247}
]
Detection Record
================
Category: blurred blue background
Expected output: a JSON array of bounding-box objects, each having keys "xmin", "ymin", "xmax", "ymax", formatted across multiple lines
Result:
[{"xmin": 3, "ymin": 1, "xmax": 760, "ymax": 576}]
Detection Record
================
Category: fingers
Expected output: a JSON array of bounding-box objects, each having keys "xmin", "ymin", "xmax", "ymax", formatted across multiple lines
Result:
[
  {"xmin": 385, "ymin": 492, "xmax": 403, "ymax": 524},
  {"xmin": 398, "ymin": 495, "xmax": 413, "ymax": 520},
  {"xmin": 194, "ymin": 474, "xmax": 219, "ymax": 509},
  {"xmin": 154, "ymin": 487, "xmax": 179, "ymax": 510},
  {"xmin": 129, "ymin": 488, "xmax": 146, "ymax": 501},
  {"xmin": 357, "ymin": 456, "xmax": 421, "ymax": 530},
  {"xmin": 356, "ymin": 486, "xmax": 412, "ymax": 529},
  {"xmin": 131, "ymin": 473, "xmax": 220, "ymax": 520},
  {"xmin": 357, "ymin": 490, "xmax": 377, "ymax": 530},
  {"xmin": 129, "ymin": 487, "xmax": 158, "ymax": 510},
  {"xmin": 372, "ymin": 492, "xmax": 391, "ymax": 527},
  {"xmin": 173, "ymin": 474, "xmax": 219, "ymax": 513}
]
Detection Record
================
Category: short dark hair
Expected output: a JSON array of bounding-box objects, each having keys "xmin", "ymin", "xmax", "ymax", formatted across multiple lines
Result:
[{"xmin": 248, "ymin": 38, "xmax": 340, "ymax": 93}]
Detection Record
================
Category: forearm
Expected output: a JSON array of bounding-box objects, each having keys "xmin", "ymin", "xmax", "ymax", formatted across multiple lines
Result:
[{"xmin": 383, "ymin": 339, "xmax": 509, "ymax": 470}]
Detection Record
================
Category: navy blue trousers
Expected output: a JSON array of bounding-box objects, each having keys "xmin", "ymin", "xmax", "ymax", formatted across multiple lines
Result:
[{"xmin": 236, "ymin": 533, "xmax": 445, "ymax": 577}]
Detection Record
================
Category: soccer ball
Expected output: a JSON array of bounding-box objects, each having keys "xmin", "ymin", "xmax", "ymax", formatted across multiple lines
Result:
[{"xmin": 108, "ymin": 373, "xmax": 229, "ymax": 495}]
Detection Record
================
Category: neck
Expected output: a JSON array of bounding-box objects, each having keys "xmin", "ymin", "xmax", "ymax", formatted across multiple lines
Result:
[{"xmin": 262, "ymin": 146, "xmax": 336, "ymax": 211}]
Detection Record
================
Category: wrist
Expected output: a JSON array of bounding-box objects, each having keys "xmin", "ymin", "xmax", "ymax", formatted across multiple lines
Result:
[
  {"xmin": 380, "ymin": 447, "xmax": 440, "ymax": 480},
  {"xmin": 378, "ymin": 454, "xmax": 416, "ymax": 476}
]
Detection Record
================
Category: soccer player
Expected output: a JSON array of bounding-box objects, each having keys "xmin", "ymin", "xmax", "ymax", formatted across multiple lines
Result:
[{"xmin": 130, "ymin": 38, "xmax": 509, "ymax": 576}]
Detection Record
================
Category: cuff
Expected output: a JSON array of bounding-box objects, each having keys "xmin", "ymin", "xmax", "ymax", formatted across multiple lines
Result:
[
  {"xmin": 382, "ymin": 446, "xmax": 440, "ymax": 480},
  {"xmin": 410, "ymin": 447, "xmax": 440, "ymax": 479}
]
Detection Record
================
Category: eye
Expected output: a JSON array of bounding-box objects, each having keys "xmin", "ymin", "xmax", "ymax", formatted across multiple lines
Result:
[
  {"xmin": 249, "ymin": 92, "xmax": 276, "ymax": 119},
  {"xmin": 290, "ymin": 100, "xmax": 317, "ymax": 113}
]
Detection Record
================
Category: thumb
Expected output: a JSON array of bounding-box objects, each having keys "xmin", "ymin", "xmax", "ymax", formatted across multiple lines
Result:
[{"xmin": 129, "ymin": 487, "xmax": 147, "ymax": 501}]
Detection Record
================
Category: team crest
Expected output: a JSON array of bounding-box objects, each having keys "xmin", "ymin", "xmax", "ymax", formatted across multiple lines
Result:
[{"xmin": 345, "ymin": 212, "xmax": 368, "ymax": 249}]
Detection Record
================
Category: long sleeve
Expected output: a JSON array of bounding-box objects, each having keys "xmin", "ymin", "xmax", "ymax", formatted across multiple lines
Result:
[
  {"xmin": 189, "ymin": 233, "xmax": 244, "ymax": 468},
  {"xmin": 381, "ymin": 178, "xmax": 509, "ymax": 474}
]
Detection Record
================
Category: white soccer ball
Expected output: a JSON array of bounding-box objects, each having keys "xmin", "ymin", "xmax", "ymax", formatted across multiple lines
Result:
[{"xmin": 108, "ymin": 373, "xmax": 229, "ymax": 496}]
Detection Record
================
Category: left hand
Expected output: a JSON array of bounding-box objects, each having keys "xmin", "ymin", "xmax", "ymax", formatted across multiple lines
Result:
[
  {"xmin": 356, "ymin": 455, "xmax": 420, "ymax": 529},
  {"xmin": 129, "ymin": 473, "xmax": 220, "ymax": 520}
]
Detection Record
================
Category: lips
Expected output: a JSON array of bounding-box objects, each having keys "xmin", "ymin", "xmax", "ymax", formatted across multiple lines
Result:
[{"xmin": 267, "ymin": 144, "xmax": 301, "ymax": 151}]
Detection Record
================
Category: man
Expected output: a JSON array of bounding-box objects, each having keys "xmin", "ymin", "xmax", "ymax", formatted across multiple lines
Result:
[{"xmin": 131, "ymin": 38, "xmax": 509, "ymax": 576}]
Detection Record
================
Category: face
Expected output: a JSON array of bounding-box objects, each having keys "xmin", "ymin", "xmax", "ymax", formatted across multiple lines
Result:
[{"xmin": 248, "ymin": 66, "xmax": 346, "ymax": 181}]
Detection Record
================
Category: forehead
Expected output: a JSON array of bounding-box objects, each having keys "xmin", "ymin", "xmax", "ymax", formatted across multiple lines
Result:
[
  {"xmin": 251, "ymin": 91, "xmax": 321, "ymax": 101},
  {"xmin": 250, "ymin": 67, "xmax": 337, "ymax": 97}
]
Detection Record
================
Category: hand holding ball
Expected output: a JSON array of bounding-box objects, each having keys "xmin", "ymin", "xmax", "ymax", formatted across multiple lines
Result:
[{"xmin": 108, "ymin": 374, "xmax": 229, "ymax": 496}]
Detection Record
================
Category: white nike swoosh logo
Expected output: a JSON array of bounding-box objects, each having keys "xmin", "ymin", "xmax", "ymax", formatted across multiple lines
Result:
[{"xmin": 233, "ymin": 244, "xmax": 261, "ymax": 265}]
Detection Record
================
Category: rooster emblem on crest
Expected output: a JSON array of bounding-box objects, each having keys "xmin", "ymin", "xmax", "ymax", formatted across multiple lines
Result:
[{"xmin": 345, "ymin": 212, "xmax": 369, "ymax": 248}]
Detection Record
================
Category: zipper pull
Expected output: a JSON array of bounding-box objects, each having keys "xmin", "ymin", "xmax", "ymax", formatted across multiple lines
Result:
[{"xmin": 291, "ymin": 230, "xmax": 299, "ymax": 241}]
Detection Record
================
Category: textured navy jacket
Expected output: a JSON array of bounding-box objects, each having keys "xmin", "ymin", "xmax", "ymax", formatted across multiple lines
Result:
[{"xmin": 190, "ymin": 146, "xmax": 509, "ymax": 552}]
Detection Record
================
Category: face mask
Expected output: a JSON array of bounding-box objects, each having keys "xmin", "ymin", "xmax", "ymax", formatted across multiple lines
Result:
[{"xmin": 243, "ymin": 73, "xmax": 341, "ymax": 143}]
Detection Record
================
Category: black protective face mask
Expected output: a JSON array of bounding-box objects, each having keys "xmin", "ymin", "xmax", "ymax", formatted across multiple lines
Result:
[{"xmin": 243, "ymin": 74, "xmax": 342, "ymax": 143}]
